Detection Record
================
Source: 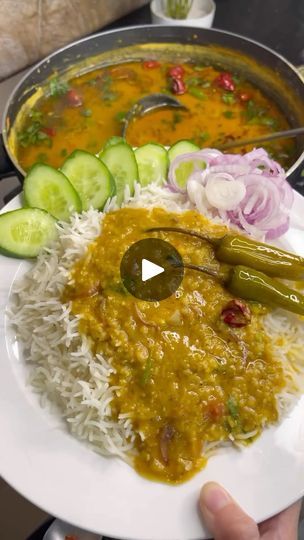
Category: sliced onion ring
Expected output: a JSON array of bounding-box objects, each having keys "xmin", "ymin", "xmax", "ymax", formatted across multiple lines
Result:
[{"xmin": 166, "ymin": 146, "xmax": 294, "ymax": 240}]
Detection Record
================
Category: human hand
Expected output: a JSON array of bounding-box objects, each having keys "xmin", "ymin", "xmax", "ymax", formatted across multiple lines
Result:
[{"xmin": 200, "ymin": 481, "xmax": 301, "ymax": 540}]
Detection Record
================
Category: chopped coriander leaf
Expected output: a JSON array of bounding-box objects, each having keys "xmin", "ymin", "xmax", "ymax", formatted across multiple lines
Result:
[
  {"xmin": 36, "ymin": 152, "xmax": 48, "ymax": 162},
  {"xmin": 258, "ymin": 116, "xmax": 278, "ymax": 128},
  {"xmin": 17, "ymin": 121, "xmax": 51, "ymax": 148},
  {"xmin": 189, "ymin": 86, "xmax": 206, "ymax": 99},
  {"xmin": 222, "ymin": 93, "xmax": 236, "ymax": 105},
  {"xmin": 103, "ymin": 91, "xmax": 119, "ymax": 103},
  {"xmin": 141, "ymin": 356, "xmax": 152, "ymax": 385},
  {"xmin": 45, "ymin": 137, "xmax": 53, "ymax": 148},
  {"xmin": 115, "ymin": 111, "xmax": 127, "ymax": 122},
  {"xmin": 100, "ymin": 72, "xmax": 111, "ymax": 84},
  {"xmin": 81, "ymin": 108, "xmax": 92, "ymax": 117},
  {"xmin": 185, "ymin": 76, "xmax": 202, "ymax": 86},
  {"xmin": 247, "ymin": 115, "xmax": 278, "ymax": 129},
  {"xmin": 36, "ymin": 131, "xmax": 49, "ymax": 142},
  {"xmin": 172, "ymin": 111, "xmax": 182, "ymax": 124},
  {"xmin": 227, "ymin": 397, "xmax": 239, "ymax": 419},
  {"xmin": 245, "ymin": 99, "xmax": 266, "ymax": 121},
  {"xmin": 96, "ymin": 71, "xmax": 118, "ymax": 105},
  {"xmin": 161, "ymin": 86, "xmax": 172, "ymax": 94},
  {"xmin": 29, "ymin": 109, "xmax": 43, "ymax": 121},
  {"xmin": 48, "ymin": 77, "xmax": 69, "ymax": 97},
  {"xmin": 60, "ymin": 148, "xmax": 68, "ymax": 158},
  {"xmin": 198, "ymin": 131, "xmax": 210, "ymax": 143},
  {"xmin": 99, "ymin": 72, "xmax": 119, "ymax": 103},
  {"xmin": 223, "ymin": 110, "xmax": 235, "ymax": 119},
  {"xmin": 232, "ymin": 74, "xmax": 241, "ymax": 84}
]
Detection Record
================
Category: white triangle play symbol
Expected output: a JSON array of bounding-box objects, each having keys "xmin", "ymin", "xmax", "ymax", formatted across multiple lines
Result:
[{"xmin": 141, "ymin": 258, "xmax": 164, "ymax": 282}]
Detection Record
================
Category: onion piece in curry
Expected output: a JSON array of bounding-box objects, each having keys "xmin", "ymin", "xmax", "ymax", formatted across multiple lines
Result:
[{"xmin": 64, "ymin": 207, "xmax": 285, "ymax": 483}]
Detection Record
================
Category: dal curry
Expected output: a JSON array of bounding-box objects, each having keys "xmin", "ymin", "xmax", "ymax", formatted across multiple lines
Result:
[
  {"xmin": 16, "ymin": 61, "xmax": 295, "ymax": 172},
  {"xmin": 64, "ymin": 207, "xmax": 285, "ymax": 483}
]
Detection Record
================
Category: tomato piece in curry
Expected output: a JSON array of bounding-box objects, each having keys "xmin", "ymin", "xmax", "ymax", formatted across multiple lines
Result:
[{"xmin": 64, "ymin": 208, "xmax": 285, "ymax": 483}]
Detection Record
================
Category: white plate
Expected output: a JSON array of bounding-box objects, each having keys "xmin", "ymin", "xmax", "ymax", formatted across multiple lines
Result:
[{"xmin": 0, "ymin": 194, "xmax": 304, "ymax": 540}]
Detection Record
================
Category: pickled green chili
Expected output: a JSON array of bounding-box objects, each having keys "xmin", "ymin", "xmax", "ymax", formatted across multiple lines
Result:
[
  {"xmin": 147, "ymin": 227, "xmax": 304, "ymax": 280},
  {"xmin": 182, "ymin": 263, "xmax": 304, "ymax": 316},
  {"xmin": 216, "ymin": 235, "xmax": 304, "ymax": 280},
  {"xmin": 147, "ymin": 226, "xmax": 304, "ymax": 316},
  {"xmin": 228, "ymin": 266, "xmax": 304, "ymax": 315}
]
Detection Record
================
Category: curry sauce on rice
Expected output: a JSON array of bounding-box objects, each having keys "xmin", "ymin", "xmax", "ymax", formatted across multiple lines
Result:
[
  {"xmin": 11, "ymin": 181, "xmax": 304, "ymax": 485},
  {"xmin": 64, "ymin": 207, "xmax": 286, "ymax": 483}
]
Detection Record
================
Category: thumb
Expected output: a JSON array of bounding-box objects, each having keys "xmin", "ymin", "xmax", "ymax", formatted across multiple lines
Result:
[{"xmin": 200, "ymin": 482, "xmax": 259, "ymax": 540}]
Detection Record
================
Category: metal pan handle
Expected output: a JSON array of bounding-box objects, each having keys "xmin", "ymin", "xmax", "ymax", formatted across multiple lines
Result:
[{"xmin": 0, "ymin": 133, "xmax": 17, "ymax": 180}]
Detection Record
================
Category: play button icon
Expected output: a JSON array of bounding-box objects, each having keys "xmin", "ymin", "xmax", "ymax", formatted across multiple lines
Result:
[
  {"xmin": 120, "ymin": 238, "xmax": 184, "ymax": 301},
  {"xmin": 142, "ymin": 259, "xmax": 164, "ymax": 282}
]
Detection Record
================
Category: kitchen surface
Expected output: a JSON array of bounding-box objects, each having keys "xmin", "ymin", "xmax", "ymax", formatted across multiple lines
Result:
[{"xmin": 0, "ymin": 1, "xmax": 303, "ymax": 539}]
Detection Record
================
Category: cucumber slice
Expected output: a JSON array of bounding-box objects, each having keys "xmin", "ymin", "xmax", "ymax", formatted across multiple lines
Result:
[
  {"xmin": 0, "ymin": 208, "xmax": 57, "ymax": 258},
  {"xmin": 168, "ymin": 140, "xmax": 200, "ymax": 162},
  {"xmin": 99, "ymin": 142, "xmax": 138, "ymax": 205},
  {"xmin": 61, "ymin": 150, "xmax": 115, "ymax": 211},
  {"xmin": 168, "ymin": 141, "xmax": 205, "ymax": 190},
  {"xmin": 103, "ymin": 136, "xmax": 125, "ymax": 149},
  {"xmin": 135, "ymin": 143, "xmax": 168, "ymax": 186},
  {"xmin": 174, "ymin": 158, "xmax": 206, "ymax": 190},
  {"xmin": 24, "ymin": 163, "xmax": 82, "ymax": 221}
]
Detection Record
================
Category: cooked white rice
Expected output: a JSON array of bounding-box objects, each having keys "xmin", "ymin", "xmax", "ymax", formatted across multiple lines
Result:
[{"xmin": 9, "ymin": 183, "xmax": 304, "ymax": 461}]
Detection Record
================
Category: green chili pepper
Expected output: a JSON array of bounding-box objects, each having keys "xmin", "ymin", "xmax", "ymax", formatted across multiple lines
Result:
[
  {"xmin": 146, "ymin": 227, "xmax": 304, "ymax": 315},
  {"xmin": 146, "ymin": 227, "xmax": 304, "ymax": 280},
  {"xmin": 182, "ymin": 262, "xmax": 304, "ymax": 316},
  {"xmin": 215, "ymin": 234, "xmax": 304, "ymax": 280},
  {"xmin": 227, "ymin": 265, "xmax": 304, "ymax": 315}
]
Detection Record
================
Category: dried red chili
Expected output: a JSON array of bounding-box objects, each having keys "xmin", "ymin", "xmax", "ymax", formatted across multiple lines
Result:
[
  {"xmin": 171, "ymin": 77, "xmax": 186, "ymax": 95},
  {"xmin": 215, "ymin": 72, "xmax": 235, "ymax": 92},
  {"xmin": 221, "ymin": 299, "xmax": 251, "ymax": 328},
  {"xmin": 168, "ymin": 65, "xmax": 185, "ymax": 79}
]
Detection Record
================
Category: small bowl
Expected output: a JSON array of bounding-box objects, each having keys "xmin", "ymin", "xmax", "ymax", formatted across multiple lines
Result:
[{"xmin": 150, "ymin": 0, "xmax": 216, "ymax": 28}]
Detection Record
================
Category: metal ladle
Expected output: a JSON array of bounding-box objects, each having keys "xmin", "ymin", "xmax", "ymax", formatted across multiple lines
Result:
[
  {"xmin": 219, "ymin": 126, "xmax": 304, "ymax": 150},
  {"xmin": 121, "ymin": 93, "xmax": 187, "ymax": 137},
  {"xmin": 121, "ymin": 92, "xmax": 304, "ymax": 151}
]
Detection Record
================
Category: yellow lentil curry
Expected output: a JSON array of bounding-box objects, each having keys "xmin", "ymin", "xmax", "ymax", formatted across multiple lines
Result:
[
  {"xmin": 64, "ymin": 207, "xmax": 285, "ymax": 483},
  {"xmin": 16, "ymin": 61, "xmax": 295, "ymax": 172}
]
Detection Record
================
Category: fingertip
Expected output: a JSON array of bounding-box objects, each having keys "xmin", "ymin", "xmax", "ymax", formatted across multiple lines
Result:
[
  {"xmin": 200, "ymin": 482, "xmax": 231, "ymax": 513},
  {"xmin": 199, "ymin": 482, "xmax": 232, "ymax": 533},
  {"xmin": 200, "ymin": 482, "xmax": 259, "ymax": 540}
]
